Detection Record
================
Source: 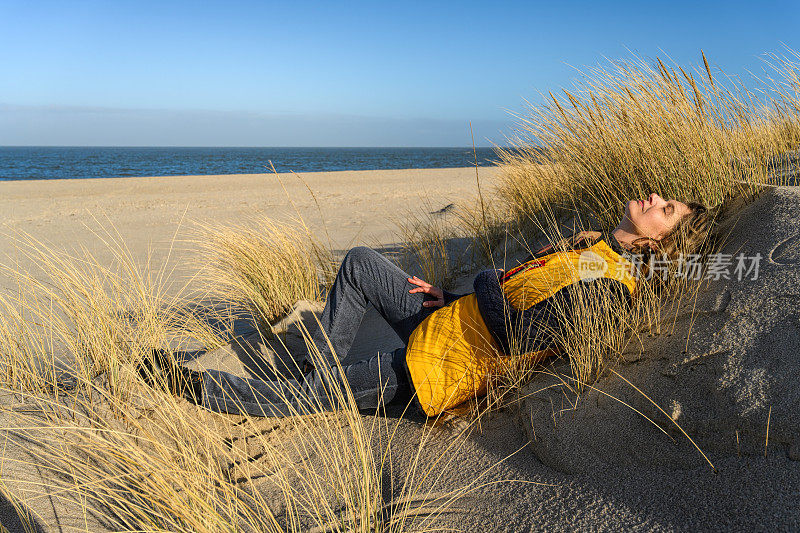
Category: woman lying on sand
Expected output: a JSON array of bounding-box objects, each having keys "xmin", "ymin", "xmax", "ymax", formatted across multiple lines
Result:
[{"xmin": 141, "ymin": 193, "xmax": 713, "ymax": 417}]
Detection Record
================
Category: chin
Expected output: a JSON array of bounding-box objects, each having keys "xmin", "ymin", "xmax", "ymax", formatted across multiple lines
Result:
[
  {"xmin": 621, "ymin": 200, "xmax": 637, "ymax": 226},
  {"xmin": 624, "ymin": 200, "xmax": 635, "ymax": 217}
]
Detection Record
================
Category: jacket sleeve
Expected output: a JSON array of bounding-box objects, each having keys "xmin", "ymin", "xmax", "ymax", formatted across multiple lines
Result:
[
  {"xmin": 441, "ymin": 289, "xmax": 466, "ymax": 306},
  {"xmin": 474, "ymin": 270, "xmax": 632, "ymax": 356},
  {"xmin": 519, "ymin": 242, "xmax": 556, "ymax": 265}
]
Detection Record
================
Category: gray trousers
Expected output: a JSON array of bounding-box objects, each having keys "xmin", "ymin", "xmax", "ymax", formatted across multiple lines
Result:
[{"xmin": 201, "ymin": 247, "xmax": 437, "ymax": 417}]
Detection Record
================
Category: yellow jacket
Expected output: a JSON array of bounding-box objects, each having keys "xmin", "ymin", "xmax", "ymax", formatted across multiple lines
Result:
[{"xmin": 405, "ymin": 236, "xmax": 637, "ymax": 416}]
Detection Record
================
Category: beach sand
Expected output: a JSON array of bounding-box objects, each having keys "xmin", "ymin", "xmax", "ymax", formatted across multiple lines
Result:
[
  {"xmin": 0, "ymin": 167, "xmax": 497, "ymax": 292},
  {"xmin": 2, "ymin": 168, "xmax": 800, "ymax": 531}
]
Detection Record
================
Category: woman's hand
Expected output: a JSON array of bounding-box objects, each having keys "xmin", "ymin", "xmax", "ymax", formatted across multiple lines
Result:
[{"xmin": 407, "ymin": 276, "xmax": 445, "ymax": 308}]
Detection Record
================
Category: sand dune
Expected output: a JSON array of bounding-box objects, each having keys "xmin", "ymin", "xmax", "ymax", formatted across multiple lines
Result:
[
  {"xmin": 192, "ymin": 186, "xmax": 800, "ymax": 531},
  {"xmin": 2, "ymin": 170, "xmax": 800, "ymax": 531}
]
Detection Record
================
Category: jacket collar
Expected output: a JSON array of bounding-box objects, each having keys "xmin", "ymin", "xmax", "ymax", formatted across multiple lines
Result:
[
  {"xmin": 532, "ymin": 229, "xmax": 627, "ymax": 259},
  {"xmin": 570, "ymin": 230, "xmax": 625, "ymax": 256}
]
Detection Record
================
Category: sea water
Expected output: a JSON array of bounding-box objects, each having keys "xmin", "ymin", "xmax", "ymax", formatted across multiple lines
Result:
[{"xmin": 0, "ymin": 146, "xmax": 502, "ymax": 181}]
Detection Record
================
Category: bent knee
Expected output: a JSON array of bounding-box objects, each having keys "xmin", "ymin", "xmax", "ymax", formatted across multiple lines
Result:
[{"xmin": 343, "ymin": 246, "xmax": 379, "ymax": 266}]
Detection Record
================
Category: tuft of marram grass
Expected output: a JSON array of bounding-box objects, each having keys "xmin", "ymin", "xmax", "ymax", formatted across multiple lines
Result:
[
  {"xmin": 1, "ymin": 341, "xmax": 513, "ymax": 532},
  {"xmin": 452, "ymin": 196, "xmax": 515, "ymax": 269},
  {"xmin": 394, "ymin": 196, "xmax": 520, "ymax": 289},
  {"xmin": 393, "ymin": 204, "xmax": 464, "ymax": 291},
  {"xmin": 193, "ymin": 218, "xmax": 336, "ymax": 333},
  {"xmin": 0, "ymin": 228, "xmax": 229, "ymax": 401},
  {"xmin": 496, "ymin": 50, "xmax": 800, "ymax": 231}
]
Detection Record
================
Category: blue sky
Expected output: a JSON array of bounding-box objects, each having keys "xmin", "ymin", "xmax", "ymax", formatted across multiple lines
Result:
[{"xmin": 1, "ymin": 0, "xmax": 798, "ymax": 146}]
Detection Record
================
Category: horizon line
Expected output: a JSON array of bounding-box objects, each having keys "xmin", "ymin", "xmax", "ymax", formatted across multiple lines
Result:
[{"xmin": 0, "ymin": 145, "xmax": 510, "ymax": 149}]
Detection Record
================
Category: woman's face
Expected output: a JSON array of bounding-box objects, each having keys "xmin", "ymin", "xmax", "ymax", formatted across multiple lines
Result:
[{"xmin": 622, "ymin": 193, "xmax": 691, "ymax": 240}]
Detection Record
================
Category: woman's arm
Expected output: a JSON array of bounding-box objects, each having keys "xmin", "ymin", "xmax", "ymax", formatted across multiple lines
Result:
[{"xmin": 407, "ymin": 273, "xmax": 505, "ymax": 307}]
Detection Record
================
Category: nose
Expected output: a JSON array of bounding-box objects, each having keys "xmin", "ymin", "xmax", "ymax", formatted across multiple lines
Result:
[{"xmin": 648, "ymin": 193, "xmax": 661, "ymax": 205}]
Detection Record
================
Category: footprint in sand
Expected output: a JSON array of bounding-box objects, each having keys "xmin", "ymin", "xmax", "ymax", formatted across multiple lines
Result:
[
  {"xmin": 769, "ymin": 233, "xmax": 800, "ymax": 265},
  {"xmin": 221, "ymin": 419, "xmax": 313, "ymax": 485}
]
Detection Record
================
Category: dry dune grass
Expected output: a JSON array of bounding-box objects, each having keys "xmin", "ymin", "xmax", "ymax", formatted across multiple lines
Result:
[
  {"xmin": 0, "ymin": 227, "xmax": 228, "ymax": 400},
  {"xmin": 393, "ymin": 196, "xmax": 513, "ymax": 294},
  {"xmin": 193, "ymin": 218, "xmax": 336, "ymax": 333},
  {"xmin": 0, "ymin": 361, "xmax": 484, "ymax": 532},
  {"xmin": 0, "ymin": 223, "xmax": 494, "ymax": 532},
  {"xmin": 497, "ymin": 50, "xmax": 800, "ymax": 230},
  {"xmin": 494, "ymin": 51, "xmax": 797, "ymax": 390},
  {"xmin": 452, "ymin": 197, "xmax": 512, "ymax": 269},
  {"xmin": 393, "ymin": 205, "xmax": 462, "ymax": 291}
]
